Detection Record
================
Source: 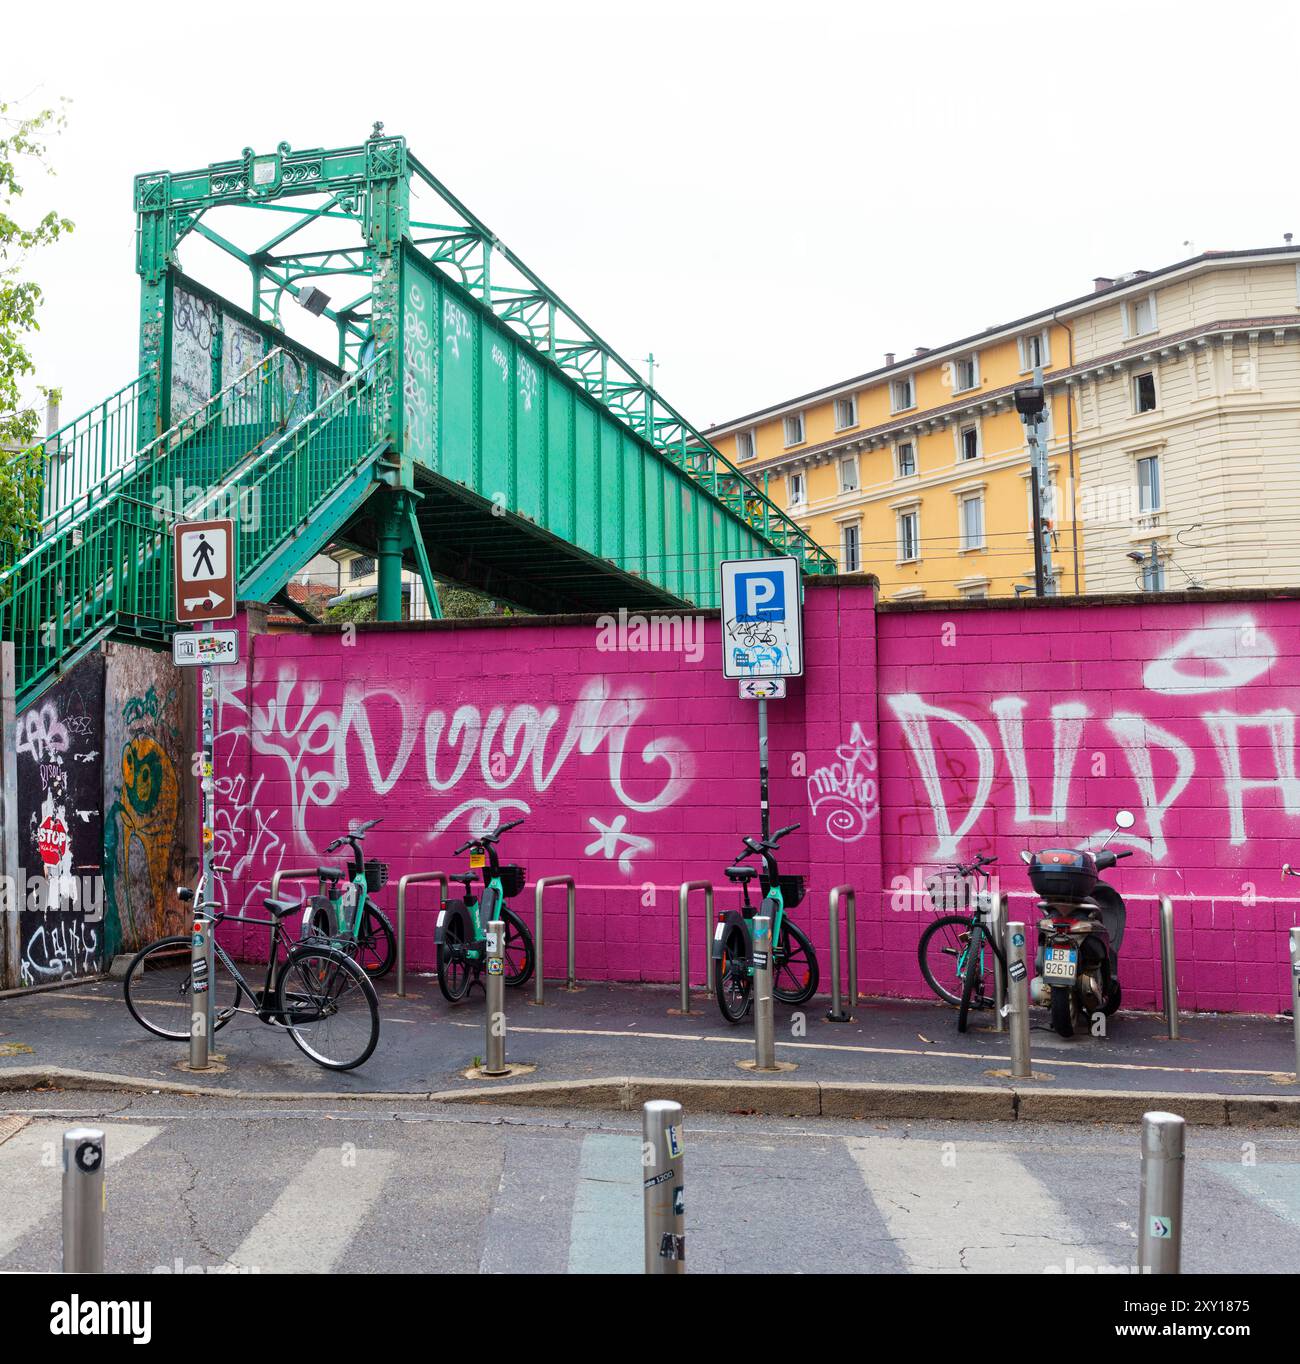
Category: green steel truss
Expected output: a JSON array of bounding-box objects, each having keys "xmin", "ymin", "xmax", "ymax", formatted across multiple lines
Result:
[{"xmin": 1, "ymin": 129, "xmax": 832, "ymax": 708}]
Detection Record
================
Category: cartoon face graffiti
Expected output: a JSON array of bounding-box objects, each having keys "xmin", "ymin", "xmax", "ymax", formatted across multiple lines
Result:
[
  {"xmin": 123, "ymin": 738, "xmax": 165, "ymax": 817},
  {"xmin": 110, "ymin": 735, "xmax": 180, "ymax": 944}
]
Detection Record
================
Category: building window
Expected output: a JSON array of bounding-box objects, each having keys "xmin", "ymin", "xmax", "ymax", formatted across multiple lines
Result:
[
  {"xmin": 1133, "ymin": 371, "xmax": 1157, "ymax": 413},
  {"xmin": 1126, "ymin": 292, "xmax": 1158, "ymax": 337},
  {"xmin": 349, "ymin": 556, "xmax": 376, "ymax": 581},
  {"xmin": 1136, "ymin": 454, "xmax": 1161, "ymax": 513},
  {"xmin": 1027, "ymin": 470, "xmax": 1058, "ymax": 525},
  {"xmin": 787, "ymin": 470, "xmax": 807, "ymax": 507},
  {"xmin": 736, "ymin": 430, "xmax": 756, "ymax": 461},
  {"xmin": 891, "ymin": 376, "xmax": 915, "ymax": 412},
  {"xmin": 838, "ymin": 455, "xmax": 859, "ymax": 493},
  {"xmin": 895, "ymin": 441, "xmax": 916, "ymax": 478},
  {"xmin": 834, "ymin": 396, "xmax": 858, "ymax": 430},
  {"xmin": 1018, "ymin": 330, "xmax": 1050, "ymax": 372},
  {"xmin": 959, "ymin": 493, "xmax": 985, "ymax": 551},
  {"xmin": 1142, "ymin": 554, "xmax": 1166, "ymax": 592},
  {"xmin": 959, "ymin": 424, "xmax": 980, "ymax": 462},
  {"xmin": 960, "ymin": 583, "xmax": 989, "ymax": 600},
  {"xmin": 953, "ymin": 355, "xmax": 979, "ymax": 392},
  {"xmin": 841, "ymin": 523, "xmax": 861, "ymax": 573},
  {"xmin": 783, "ymin": 412, "xmax": 805, "ymax": 446},
  {"xmin": 897, "ymin": 509, "xmax": 920, "ymax": 562}
]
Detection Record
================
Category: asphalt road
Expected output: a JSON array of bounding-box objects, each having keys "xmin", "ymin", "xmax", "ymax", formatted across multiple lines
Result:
[{"xmin": 3, "ymin": 1092, "xmax": 1300, "ymax": 1274}]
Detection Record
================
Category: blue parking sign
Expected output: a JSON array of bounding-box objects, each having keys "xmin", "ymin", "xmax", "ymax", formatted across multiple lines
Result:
[{"xmin": 734, "ymin": 570, "xmax": 785, "ymax": 622}]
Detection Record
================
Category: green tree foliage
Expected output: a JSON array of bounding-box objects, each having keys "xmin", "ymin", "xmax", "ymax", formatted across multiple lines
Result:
[{"xmin": 1, "ymin": 101, "xmax": 73, "ymax": 565}]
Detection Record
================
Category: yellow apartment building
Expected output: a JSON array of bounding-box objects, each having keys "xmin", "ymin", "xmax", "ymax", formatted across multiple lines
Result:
[{"xmin": 705, "ymin": 245, "xmax": 1300, "ymax": 599}]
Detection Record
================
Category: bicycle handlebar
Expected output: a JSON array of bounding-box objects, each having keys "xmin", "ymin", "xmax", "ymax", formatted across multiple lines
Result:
[{"xmin": 453, "ymin": 817, "xmax": 526, "ymax": 856}]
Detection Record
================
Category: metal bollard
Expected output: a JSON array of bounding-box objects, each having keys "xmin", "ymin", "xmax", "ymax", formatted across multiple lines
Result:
[
  {"xmin": 1006, "ymin": 920, "xmax": 1031, "ymax": 1079},
  {"xmin": 1290, "ymin": 927, "xmax": 1300, "ymax": 1083},
  {"xmin": 533, "ymin": 875, "xmax": 576, "ymax": 1005},
  {"xmin": 642, "ymin": 1100, "xmax": 685, "ymax": 1273},
  {"xmin": 189, "ymin": 911, "xmax": 212, "ymax": 1070},
  {"xmin": 483, "ymin": 918, "xmax": 508, "ymax": 1076},
  {"xmin": 752, "ymin": 915, "xmax": 776, "ymax": 1069},
  {"xmin": 989, "ymin": 892, "xmax": 1007, "ymax": 1034},
  {"xmin": 62, "ymin": 1127, "xmax": 105, "ymax": 1273},
  {"xmin": 826, "ymin": 885, "xmax": 857, "ymax": 1022},
  {"xmin": 1138, "ymin": 1111, "xmax": 1185, "ymax": 1274},
  {"xmin": 676, "ymin": 881, "xmax": 714, "ymax": 1013},
  {"xmin": 395, "ymin": 870, "xmax": 447, "ymax": 998},
  {"xmin": 1161, "ymin": 896, "xmax": 1180, "ymax": 1040}
]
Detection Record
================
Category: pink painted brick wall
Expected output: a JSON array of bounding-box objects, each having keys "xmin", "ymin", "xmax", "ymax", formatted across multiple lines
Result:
[{"xmin": 210, "ymin": 585, "xmax": 1300, "ymax": 1014}]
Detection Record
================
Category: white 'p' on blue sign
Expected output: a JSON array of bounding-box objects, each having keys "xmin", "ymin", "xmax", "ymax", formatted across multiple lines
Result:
[{"xmin": 719, "ymin": 556, "xmax": 803, "ymax": 679}]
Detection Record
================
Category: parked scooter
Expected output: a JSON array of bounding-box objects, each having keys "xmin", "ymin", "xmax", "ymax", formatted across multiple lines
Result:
[{"xmin": 1019, "ymin": 810, "xmax": 1137, "ymax": 1038}]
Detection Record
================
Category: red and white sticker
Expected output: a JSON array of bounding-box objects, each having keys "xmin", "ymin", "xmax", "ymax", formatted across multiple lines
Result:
[{"xmin": 37, "ymin": 816, "xmax": 68, "ymax": 868}]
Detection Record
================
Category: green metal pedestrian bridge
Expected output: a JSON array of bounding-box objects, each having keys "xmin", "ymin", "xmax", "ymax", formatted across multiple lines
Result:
[{"xmin": 1, "ymin": 130, "xmax": 833, "ymax": 709}]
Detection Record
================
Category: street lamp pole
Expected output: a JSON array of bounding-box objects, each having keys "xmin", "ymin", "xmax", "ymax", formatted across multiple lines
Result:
[{"xmin": 1016, "ymin": 368, "xmax": 1056, "ymax": 596}]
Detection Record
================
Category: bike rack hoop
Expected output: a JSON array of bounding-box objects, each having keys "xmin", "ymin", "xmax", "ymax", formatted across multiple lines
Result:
[
  {"xmin": 533, "ymin": 875, "xmax": 577, "ymax": 1006},
  {"xmin": 677, "ymin": 881, "xmax": 715, "ymax": 1014},
  {"xmin": 826, "ymin": 884, "xmax": 858, "ymax": 1022},
  {"xmin": 395, "ymin": 871, "xmax": 449, "ymax": 998}
]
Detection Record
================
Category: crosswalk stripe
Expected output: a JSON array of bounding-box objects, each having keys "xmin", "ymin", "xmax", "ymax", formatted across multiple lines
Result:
[
  {"xmin": 221, "ymin": 1147, "xmax": 395, "ymax": 1274},
  {"xmin": 567, "ymin": 1134, "xmax": 642, "ymax": 1275},
  {"xmin": 0, "ymin": 1120, "xmax": 161, "ymax": 1261},
  {"xmin": 846, "ymin": 1135, "xmax": 1106, "ymax": 1273},
  {"xmin": 1206, "ymin": 1161, "xmax": 1300, "ymax": 1230}
]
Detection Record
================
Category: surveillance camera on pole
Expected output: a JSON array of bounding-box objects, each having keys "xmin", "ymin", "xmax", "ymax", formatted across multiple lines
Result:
[{"xmin": 1015, "ymin": 371, "xmax": 1056, "ymax": 597}]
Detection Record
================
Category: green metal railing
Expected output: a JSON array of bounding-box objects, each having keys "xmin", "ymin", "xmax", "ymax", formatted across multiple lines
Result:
[
  {"xmin": 1, "ymin": 346, "xmax": 349, "ymax": 707},
  {"xmin": 37, "ymin": 373, "xmax": 151, "ymax": 525}
]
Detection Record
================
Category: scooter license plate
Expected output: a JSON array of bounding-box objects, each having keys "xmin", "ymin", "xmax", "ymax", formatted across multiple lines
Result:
[{"xmin": 1043, "ymin": 946, "xmax": 1078, "ymax": 981}]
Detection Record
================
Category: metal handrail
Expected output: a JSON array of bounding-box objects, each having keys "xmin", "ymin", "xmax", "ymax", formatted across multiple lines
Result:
[
  {"xmin": 395, "ymin": 871, "xmax": 448, "ymax": 998},
  {"xmin": 269, "ymin": 867, "xmax": 319, "ymax": 903},
  {"xmin": 826, "ymin": 885, "xmax": 858, "ymax": 1022},
  {"xmin": 533, "ymin": 875, "xmax": 576, "ymax": 1005},
  {"xmin": 677, "ymin": 881, "xmax": 715, "ymax": 1014}
]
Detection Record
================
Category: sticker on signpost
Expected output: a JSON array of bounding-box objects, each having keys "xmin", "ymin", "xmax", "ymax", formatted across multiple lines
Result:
[{"xmin": 719, "ymin": 556, "xmax": 803, "ymax": 679}]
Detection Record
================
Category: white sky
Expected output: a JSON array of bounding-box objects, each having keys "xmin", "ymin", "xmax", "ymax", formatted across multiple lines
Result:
[{"xmin": 8, "ymin": 0, "xmax": 1300, "ymax": 430}]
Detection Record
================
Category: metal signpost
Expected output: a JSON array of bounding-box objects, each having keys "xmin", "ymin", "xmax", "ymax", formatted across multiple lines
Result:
[
  {"xmin": 752, "ymin": 915, "xmax": 777, "ymax": 1070},
  {"xmin": 642, "ymin": 1100, "xmax": 685, "ymax": 1273},
  {"xmin": 62, "ymin": 1127, "xmax": 105, "ymax": 1273},
  {"xmin": 721, "ymin": 557, "xmax": 803, "ymax": 840},
  {"xmin": 174, "ymin": 518, "xmax": 239, "ymax": 1072},
  {"xmin": 1006, "ymin": 921, "xmax": 1031, "ymax": 1079}
]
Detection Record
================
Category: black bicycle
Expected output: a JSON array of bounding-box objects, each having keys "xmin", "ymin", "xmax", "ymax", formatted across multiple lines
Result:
[
  {"xmin": 915, "ymin": 852, "xmax": 1007, "ymax": 1033},
  {"xmin": 711, "ymin": 823, "xmax": 819, "ymax": 1024},
  {"xmin": 123, "ymin": 866, "xmax": 381, "ymax": 1071}
]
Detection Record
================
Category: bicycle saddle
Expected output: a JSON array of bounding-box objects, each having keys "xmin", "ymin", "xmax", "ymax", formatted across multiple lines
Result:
[
  {"xmin": 725, "ymin": 865, "xmax": 757, "ymax": 882},
  {"xmin": 262, "ymin": 898, "xmax": 299, "ymax": 918},
  {"xmin": 448, "ymin": 872, "xmax": 477, "ymax": 887},
  {"xmin": 316, "ymin": 865, "xmax": 344, "ymax": 883}
]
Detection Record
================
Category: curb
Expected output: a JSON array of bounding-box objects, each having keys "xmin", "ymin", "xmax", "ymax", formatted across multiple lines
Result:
[{"xmin": 5, "ymin": 1065, "xmax": 1300, "ymax": 1126}]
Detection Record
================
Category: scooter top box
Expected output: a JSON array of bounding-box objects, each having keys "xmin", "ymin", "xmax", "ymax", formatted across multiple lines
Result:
[{"xmin": 1028, "ymin": 848, "xmax": 1098, "ymax": 902}]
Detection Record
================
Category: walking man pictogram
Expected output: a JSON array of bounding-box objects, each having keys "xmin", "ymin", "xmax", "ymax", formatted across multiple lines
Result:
[{"xmin": 192, "ymin": 533, "xmax": 216, "ymax": 578}]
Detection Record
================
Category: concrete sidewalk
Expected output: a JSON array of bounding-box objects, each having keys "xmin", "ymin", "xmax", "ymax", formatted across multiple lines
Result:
[{"xmin": 2, "ymin": 972, "xmax": 1299, "ymax": 1123}]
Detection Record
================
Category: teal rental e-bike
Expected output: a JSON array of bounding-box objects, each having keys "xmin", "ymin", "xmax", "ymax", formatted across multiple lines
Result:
[
  {"xmin": 300, "ymin": 817, "xmax": 397, "ymax": 979},
  {"xmin": 434, "ymin": 818, "xmax": 536, "ymax": 1002},
  {"xmin": 711, "ymin": 823, "xmax": 819, "ymax": 1023}
]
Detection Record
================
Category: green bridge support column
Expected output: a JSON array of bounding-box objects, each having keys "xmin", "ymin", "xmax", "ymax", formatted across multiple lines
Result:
[{"xmin": 375, "ymin": 487, "xmax": 406, "ymax": 622}]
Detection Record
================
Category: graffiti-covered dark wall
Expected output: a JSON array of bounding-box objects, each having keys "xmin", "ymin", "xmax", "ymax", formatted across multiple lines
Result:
[
  {"xmin": 14, "ymin": 655, "xmax": 106, "ymax": 986},
  {"xmin": 102, "ymin": 645, "xmax": 194, "ymax": 955}
]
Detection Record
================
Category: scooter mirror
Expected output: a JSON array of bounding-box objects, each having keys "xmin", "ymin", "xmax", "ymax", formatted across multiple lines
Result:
[
  {"xmin": 1114, "ymin": 809, "xmax": 1136, "ymax": 830},
  {"xmin": 1019, "ymin": 849, "xmax": 1033, "ymax": 865}
]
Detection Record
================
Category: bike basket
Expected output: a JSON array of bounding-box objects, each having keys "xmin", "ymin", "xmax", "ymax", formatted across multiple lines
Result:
[
  {"xmin": 925, "ymin": 872, "xmax": 975, "ymax": 912},
  {"xmin": 759, "ymin": 873, "xmax": 804, "ymax": 909},
  {"xmin": 363, "ymin": 859, "xmax": 390, "ymax": 891},
  {"xmin": 497, "ymin": 864, "xmax": 527, "ymax": 898}
]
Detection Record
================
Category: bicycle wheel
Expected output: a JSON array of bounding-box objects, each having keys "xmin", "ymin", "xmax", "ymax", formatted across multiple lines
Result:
[
  {"xmin": 773, "ymin": 919, "xmax": 819, "ymax": 1005},
  {"xmin": 501, "ymin": 906, "xmax": 535, "ymax": 988},
  {"xmin": 276, "ymin": 944, "xmax": 380, "ymax": 1071},
  {"xmin": 957, "ymin": 922, "xmax": 985, "ymax": 1034},
  {"xmin": 437, "ymin": 904, "xmax": 474, "ymax": 1003},
  {"xmin": 918, "ymin": 913, "xmax": 979, "ymax": 1007},
  {"xmin": 354, "ymin": 905, "xmax": 397, "ymax": 979},
  {"xmin": 123, "ymin": 935, "xmax": 242, "ymax": 1041},
  {"xmin": 714, "ymin": 921, "xmax": 752, "ymax": 1024}
]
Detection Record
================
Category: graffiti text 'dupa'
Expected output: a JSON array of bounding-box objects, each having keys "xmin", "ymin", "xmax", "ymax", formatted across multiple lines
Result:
[{"xmin": 889, "ymin": 614, "xmax": 1295, "ymax": 859}]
